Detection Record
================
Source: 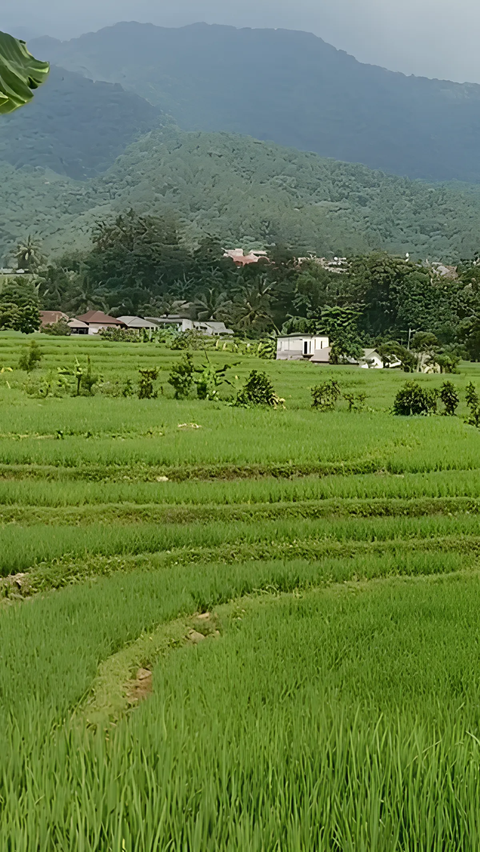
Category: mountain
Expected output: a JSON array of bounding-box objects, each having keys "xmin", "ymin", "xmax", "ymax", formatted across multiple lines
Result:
[
  {"xmin": 30, "ymin": 22, "xmax": 480, "ymax": 184},
  {"xmin": 0, "ymin": 65, "xmax": 162, "ymax": 179},
  {"xmin": 3, "ymin": 126, "xmax": 480, "ymax": 263}
]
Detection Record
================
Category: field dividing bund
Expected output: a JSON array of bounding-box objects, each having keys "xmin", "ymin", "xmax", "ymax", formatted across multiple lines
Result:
[{"xmin": 1, "ymin": 333, "xmax": 480, "ymax": 847}]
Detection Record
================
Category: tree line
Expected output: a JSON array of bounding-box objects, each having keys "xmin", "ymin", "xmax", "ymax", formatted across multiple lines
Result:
[{"xmin": 3, "ymin": 210, "xmax": 480, "ymax": 362}]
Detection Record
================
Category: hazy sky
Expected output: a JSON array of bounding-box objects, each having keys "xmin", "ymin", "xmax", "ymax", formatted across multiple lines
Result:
[{"xmin": 2, "ymin": 0, "xmax": 479, "ymax": 84}]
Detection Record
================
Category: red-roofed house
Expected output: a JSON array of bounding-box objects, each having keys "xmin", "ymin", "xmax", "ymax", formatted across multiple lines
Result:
[
  {"xmin": 39, "ymin": 311, "xmax": 68, "ymax": 328},
  {"xmin": 224, "ymin": 249, "xmax": 268, "ymax": 267}
]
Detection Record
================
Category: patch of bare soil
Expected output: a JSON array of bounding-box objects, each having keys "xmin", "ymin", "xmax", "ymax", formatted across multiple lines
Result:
[
  {"xmin": 126, "ymin": 668, "xmax": 153, "ymax": 705},
  {"xmin": 124, "ymin": 613, "xmax": 221, "ymax": 707},
  {"xmin": 0, "ymin": 572, "xmax": 31, "ymax": 603}
]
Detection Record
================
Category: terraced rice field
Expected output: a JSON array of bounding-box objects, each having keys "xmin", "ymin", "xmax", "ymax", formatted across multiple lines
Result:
[{"xmin": 1, "ymin": 331, "xmax": 480, "ymax": 849}]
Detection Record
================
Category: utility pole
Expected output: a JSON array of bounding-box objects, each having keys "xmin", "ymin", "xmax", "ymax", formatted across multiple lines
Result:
[{"xmin": 407, "ymin": 328, "xmax": 417, "ymax": 350}]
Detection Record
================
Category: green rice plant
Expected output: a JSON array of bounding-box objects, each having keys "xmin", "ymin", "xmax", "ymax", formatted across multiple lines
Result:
[
  {"xmin": 1, "ymin": 331, "xmax": 480, "ymax": 846},
  {"xmin": 2, "ymin": 514, "xmax": 480, "ymax": 577},
  {"xmin": 3, "ymin": 468, "xmax": 480, "ymax": 508},
  {"xmin": 2, "ymin": 572, "xmax": 480, "ymax": 846}
]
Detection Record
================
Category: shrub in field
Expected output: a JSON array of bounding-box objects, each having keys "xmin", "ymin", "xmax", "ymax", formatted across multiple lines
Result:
[
  {"xmin": 466, "ymin": 382, "xmax": 479, "ymax": 409},
  {"xmin": 436, "ymin": 351, "xmax": 460, "ymax": 374},
  {"xmin": 99, "ymin": 327, "xmax": 139, "ymax": 343},
  {"xmin": 168, "ymin": 353, "xmax": 194, "ymax": 399},
  {"xmin": 393, "ymin": 381, "xmax": 438, "ymax": 416},
  {"xmin": 170, "ymin": 330, "xmax": 206, "ymax": 350},
  {"xmin": 343, "ymin": 391, "xmax": 367, "ymax": 412},
  {"xmin": 122, "ymin": 379, "xmax": 134, "ymax": 397},
  {"xmin": 439, "ymin": 381, "xmax": 459, "ymax": 416},
  {"xmin": 466, "ymin": 382, "xmax": 480, "ymax": 427},
  {"xmin": 25, "ymin": 371, "xmax": 59, "ymax": 398},
  {"xmin": 311, "ymin": 380, "xmax": 341, "ymax": 411},
  {"xmin": 257, "ymin": 337, "xmax": 277, "ymax": 360},
  {"xmin": 138, "ymin": 368, "xmax": 159, "ymax": 399},
  {"xmin": 236, "ymin": 370, "xmax": 282, "ymax": 407},
  {"xmin": 58, "ymin": 357, "xmax": 99, "ymax": 396},
  {"xmin": 41, "ymin": 319, "xmax": 71, "ymax": 336},
  {"xmin": 18, "ymin": 340, "xmax": 42, "ymax": 372},
  {"xmin": 79, "ymin": 358, "xmax": 98, "ymax": 396},
  {"xmin": 195, "ymin": 363, "xmax": 232, "ymax": 400}
]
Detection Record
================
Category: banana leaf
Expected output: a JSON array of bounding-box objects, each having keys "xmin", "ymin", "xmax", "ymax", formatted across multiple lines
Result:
[{"xmin": 0, "ymin": 31, "xmax": 50, "ymax": 114}]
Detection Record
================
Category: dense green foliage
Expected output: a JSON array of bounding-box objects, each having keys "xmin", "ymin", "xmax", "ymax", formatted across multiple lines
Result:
[
  {"xmin": 0, "ymin": 277, "xmax": 40, "ymax": 333},
  {"xmin": 0, "ymin": 66, "xmax": 161, "ymax": 179},
  {"xmin": 1, "ymin": 336, "xmax": 480, "ymax": 845},
  {"xmin": 31, "ymin": 21, "xmax": 480, "ymax": 183},
  {"xmin": 25, "ymin": 209, "xmax": 480, "ymax": 356},
  {"xmin": 6, "ymin": 125, "xmax": 480, "ymax": 264}
]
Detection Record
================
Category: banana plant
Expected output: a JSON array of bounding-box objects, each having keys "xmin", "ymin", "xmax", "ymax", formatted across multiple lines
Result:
[{"xmin": 0, "ymin": 31, "xmax": 49, "ymax": 114}]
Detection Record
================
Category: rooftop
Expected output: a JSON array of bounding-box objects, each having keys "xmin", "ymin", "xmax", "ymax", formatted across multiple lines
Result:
[{"xmin": 76, "ymin": 311, "xmax": 124, "ymax": 325}]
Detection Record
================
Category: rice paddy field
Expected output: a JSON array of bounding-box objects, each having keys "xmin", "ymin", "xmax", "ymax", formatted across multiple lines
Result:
[{"xmin": 1, "ymin": 330, "xmax": 480, "ymax": 849}]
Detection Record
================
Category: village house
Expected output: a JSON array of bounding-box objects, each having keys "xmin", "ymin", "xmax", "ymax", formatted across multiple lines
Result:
[
  {"xmin": 117, "ymin": 316, "xmax": 159, "ymax": 330},
  {"xmin": 39, "ymin": 310, "xmax": 68, "ymax": 328},
  {"xmin": 146, "ymin": 315, "xmax": 195, "ymax": 333},
  {"xmin": 223, "ymin": 249, "xmax": 269, "ymax": 267},
  {"xmin": 276, "ymin": 334, "xmax": 330, "ymax": 361},
  {"xmin": 276, "ymin": 336, "xmax": 401, "ymax": 369},
  {"xmin": 68, "ymin": 318, "xmax": 89, "ymax": 335},
  {"xmin": 147, "ymin": 315, "xmax": 233, "ymax": 336},
  {"xmin": 358, "ymin": 349, "xmax": 386, "ymax": 369},
  {"xmin": 76, "ymin": 311, "xmax": 126, "ymax": 335}
]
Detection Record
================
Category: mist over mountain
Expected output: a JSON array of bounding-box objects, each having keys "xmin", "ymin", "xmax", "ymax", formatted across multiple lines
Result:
[{"xmin": 30, "ymin": 21, "xmax": 480, "ymax": 184}]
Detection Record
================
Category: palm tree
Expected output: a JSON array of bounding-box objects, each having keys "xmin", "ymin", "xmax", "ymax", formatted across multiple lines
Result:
[
  {"xmin": 233, "ymin": 276, "xmax": 274, "ymax": 331},
  {"xmin": 193, "ymin": 288, "xmax": 232, "ymax": 321},
  {"xmin": 15, "ymin": 236, "xmax": 45, "ymax": 273},
  {"xmin": 67, "ymin": 276, "xmax": 107, "ymax": 314}
]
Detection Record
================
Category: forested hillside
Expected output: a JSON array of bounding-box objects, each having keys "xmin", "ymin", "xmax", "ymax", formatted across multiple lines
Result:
[
  {"xmin": 30, "ymin": 22, "xmax": 480, "ymax": 183},
  {"xmin": 3, "ymin": 127, "xmax": 480, "ymax": 263},
  {"xmin": 0, "ymin": 65, "xmax": 161, "ymax": 179}
]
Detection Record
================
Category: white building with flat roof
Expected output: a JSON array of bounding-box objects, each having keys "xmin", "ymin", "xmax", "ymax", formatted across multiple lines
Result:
[{"xmin": 276, "ymin": 334, "xmax": 330, "ymax": 361}]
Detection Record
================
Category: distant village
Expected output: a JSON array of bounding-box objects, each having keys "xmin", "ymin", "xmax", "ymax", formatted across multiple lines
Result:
[{"xmin": 5, "ymin": 248, "xmax": 459, "ymax": 373}]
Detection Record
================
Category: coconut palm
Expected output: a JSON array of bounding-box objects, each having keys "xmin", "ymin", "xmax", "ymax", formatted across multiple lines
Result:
[
  {"xmin": 15, "ymin": 236, "xmax": 45, "ymax": 272},
  {"xmin": 233, "ymin": 276, "xmax": 274, "ymax": 331},
  {"xmin": 193, "ymin": 288, "xmax": 232, "ymax": 321},
  {"xmin": 0, "ymin": 32, "xmax": 49, "ymax": 114}
]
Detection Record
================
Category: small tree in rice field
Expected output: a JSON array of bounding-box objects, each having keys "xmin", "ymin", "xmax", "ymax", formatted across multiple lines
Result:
[
  {"xmin": 195, "ymin": 362, "xmax": 233, "ymax": 400},
  {"xmin": 466, "ymin": 382, "xmax": 479, "ymax": 409},
  {"xmin": 393, "ymin": 381, "xmax": 438, "ymax": 416},
  {"xmin": 466, "ymin": 382, "xmax": 480, "ymax": 427},
  {"xmin": 343, "ymin": 390, "xmax": 367, "ymax": 412},
  {"xmin": 80, "ymin": 358, "xmax": 98, "ymax": 396},
  {"xmin": 168, "ymin": 353, "xmax": 194, "ymax": 399},
  {"xmin": 236, "ymin": 370, "xmax": 282, "ymax": 407},
  {"xmin": 18, "ymin": 340, "xmax": 42, "ymax": 372},
  {"xmin": 138, "ymin": 368, "xmax": 159, "ymax": 399},
  {"xmin": 439, "ymin": 381, "xmax": 459, "ymax": 416},
  {"xmin": 57, "ymin": 357, "xmax": 99, "ymax": 396},
  {"xmin": 311, "ymin": 379, "xmax": 341, "ymax": 411}
]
